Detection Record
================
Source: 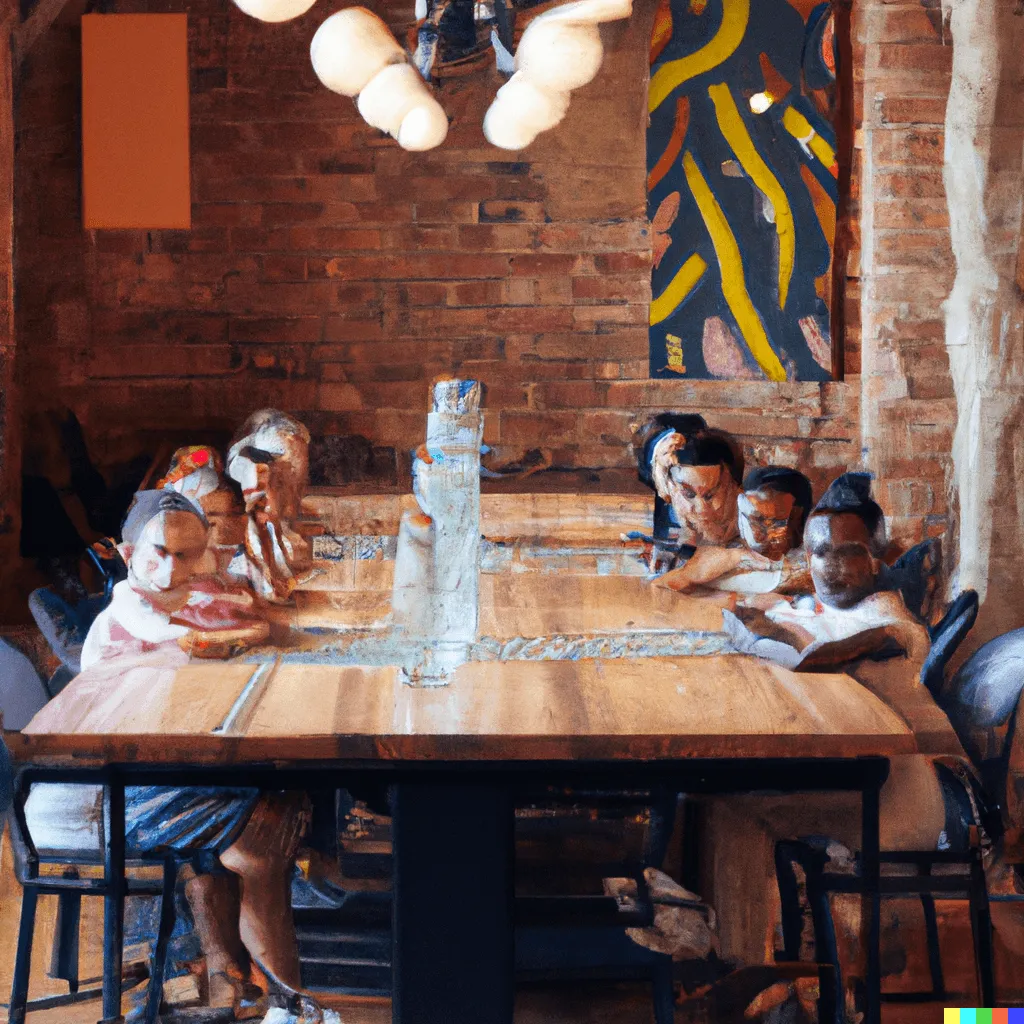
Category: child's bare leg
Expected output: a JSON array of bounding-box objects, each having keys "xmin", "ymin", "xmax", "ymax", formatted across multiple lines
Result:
[
  {"xmin": 184, "ymin": 871, "xmax": 266, "ymax": 1014},
  {"xmin": 185, "ymin": 872, "xmax": 248, "ymax": 977},
  {"xmin": 219, "ymin": 792, "xmax": 310, "ymax": 990}
]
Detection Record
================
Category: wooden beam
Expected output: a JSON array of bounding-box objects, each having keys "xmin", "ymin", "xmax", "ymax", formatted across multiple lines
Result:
[
  {"xmin": 0, "ymin": 20, "xmax": 17, "ymax": 549},
  {"xmin": 12, "ymin": 0, "xmax": 72, "ymax": 66}
]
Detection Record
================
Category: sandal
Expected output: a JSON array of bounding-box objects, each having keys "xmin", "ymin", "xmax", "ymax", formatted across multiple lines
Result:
[{"xmin": 208, "ymin": 969, "xmax": 267, "ymax": 1021}]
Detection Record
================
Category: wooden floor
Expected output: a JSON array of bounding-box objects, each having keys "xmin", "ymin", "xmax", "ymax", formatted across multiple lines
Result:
[
  {"xmin": 0, "ymin": 987, "xmax": 966, "ymax": 1023},
  {"xmin": 1, "ymin": 825, "xmax": 1018, "ymax": 1023}
]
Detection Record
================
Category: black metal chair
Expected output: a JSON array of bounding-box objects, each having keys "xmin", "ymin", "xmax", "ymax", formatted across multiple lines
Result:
[
  {"xmin": 921, "ymin": 590, "xmax": 980, "ymax": 698},
  {"xmin": 775, "ymin": 588, "xmax": 993, "ymax": 1021},
  {"xmin": 775, "ymin": 832, "xmax": 995, "ymax": 1020},
  {"xmin": 7, "ymin": 772, "xmax": 181, "ymax": 1024},
  {"xmin": 29, "ymin": 539, "xmax": 127, "ymax": 695}
]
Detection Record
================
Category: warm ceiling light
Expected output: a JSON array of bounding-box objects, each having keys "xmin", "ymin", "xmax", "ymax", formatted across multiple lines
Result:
[
  {"xmin": 310, "ymin": 8, "xmax": 406, "ymax": 97},
  {"xmin": 309, "ymin": 7, "xmax": 449, "ymax": 150},
  {"xmin": 483, "ymin": 0, "xmax": 631, "ymax": 150},
  {"xmin": 749, "ymin": 91, "xmax": 775, "ymax": 114},
  {"xmin": 230, "ymin": 0, "xmax": 317, "ymax": 24}
]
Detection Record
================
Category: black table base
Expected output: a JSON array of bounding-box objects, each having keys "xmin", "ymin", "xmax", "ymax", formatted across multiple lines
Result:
[{"xmin": 11, "ymin": 756, "xmax": 889, "ymax": 1024}]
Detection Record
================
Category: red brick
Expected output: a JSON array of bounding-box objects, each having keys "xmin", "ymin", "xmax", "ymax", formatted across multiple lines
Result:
[
  {"xmin": 478, "ymin": 201, "xmax": 547, "ymax": 223},
  {"xmin": 873, "ymin": 199, "xmax": 949, "ymax": 229},
  {"xmin": 594, "ymin": 252, "xmax": 652, "ymax": 273},
  {"xmin": 324, "ymin": 255, "xmax": 511, "ymax": 280},
  {"xmin": 228, "ymin": 316, "xmax": 322, "ymax": 344},
  {"xmin": 875, "ymin": 7, "xmax": 942, "ymax": 43},
  {"xmin": 87, "ymin": 345, "xmax": 235, "ymax": 379},
  {"xmin": 876, "ymin": 44, "xmax": 952, "ymax": 75},
  {"xmin": 872, "ymin": 129, "xmax": 944, "ymax": 167},
  {"xmin": 499, "ymin": 412, "xmax": 578, "ymax": 445},
  {"xmin": 531, "ymin": 381, "xmax": 610, "ymax": 410},
  {"xmin": 458, "ymin": 224, "xmax": 537, "ymax": 251},
  {"xmin": 572, "ymin": 276, "xmax": 651, "ymax": 303},
  {"xmin": 880, "ymin": 97, "xmax": 947, "ymax": 126},
  {"xmin": 322, "ymin": 317, "xmax": 386, "ymax": 343}
]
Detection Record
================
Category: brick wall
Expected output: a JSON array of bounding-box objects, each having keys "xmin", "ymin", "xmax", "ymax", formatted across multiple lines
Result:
[
  {"xmin": 16, "ymin": 0, "xmax": 952, "ymax": 530},
  {"xmin": 855, "ymin": 0, "xmax": 956, "ymax": 552}
]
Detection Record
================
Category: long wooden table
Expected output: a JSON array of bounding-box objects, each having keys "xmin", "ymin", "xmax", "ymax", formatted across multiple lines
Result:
[{"xmin": 7, "ymin": 654, "xmax": 915, "ymax": 1024}]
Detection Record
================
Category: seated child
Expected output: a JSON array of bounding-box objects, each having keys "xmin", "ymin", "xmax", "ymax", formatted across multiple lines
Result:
[
  {"xmin": 58, "ymin": 489, "xmax": 330, "ymax": 1021},
  {"xmin": 724, "ymin": 473, "xmax": 930, "ymax": 670},
  {"xmin": 656, "ymin": 466, "xmax": 814, "ymax": 595},
  {"xmin": 80, "ymin": 491, "xmax": 210, "ymax": 669},
  {"xmin": 159, "ymin": 446, "xmax": 269, "ymax": 647}
]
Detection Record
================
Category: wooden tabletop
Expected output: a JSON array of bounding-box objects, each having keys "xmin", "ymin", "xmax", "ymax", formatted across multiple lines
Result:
[
  {"xmin": 280, "ymin": 575, "xmax": 731, "ymax": 635},
  {"xmin": 10, "ymin": 654, "xmax": 916, "ymax": 766}
]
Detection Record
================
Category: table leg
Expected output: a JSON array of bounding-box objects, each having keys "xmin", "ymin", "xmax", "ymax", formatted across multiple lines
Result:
[
  {"xmin": 391, "ymin": 781, "xmax": 514, "ymax": 1024},
  {"xmin": 101, "ymin": 778, "xmax": 126, "ymax": 1024},
  {"xmin": 861, "ymin": 776, "xmax": 881, "ymax": 1024}
]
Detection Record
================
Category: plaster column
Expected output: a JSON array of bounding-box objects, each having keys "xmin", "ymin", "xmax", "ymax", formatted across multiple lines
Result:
[{"xmin": 942, "ymin": 0, "xmax": 1024, "ymax": 634}]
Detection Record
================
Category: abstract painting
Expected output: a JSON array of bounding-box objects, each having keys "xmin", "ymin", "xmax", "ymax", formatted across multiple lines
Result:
[{"xmin": 647, "ymin": 0, "xmax": 839, "ymax": 381}]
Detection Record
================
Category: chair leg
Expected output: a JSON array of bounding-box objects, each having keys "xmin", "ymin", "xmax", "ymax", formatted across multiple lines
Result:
[
  {"xmin": 774, "ymin": 841, "xmax": 807, "ymax": 962},
  {"xmin": 968, "ymin": 849, "xmax": 996, "ymax": 1007},
  {"xmin": 803, "ymin": 857, "xmax": 843, "ymax": 1024},
  {"xmin": 144, "ymin": 859, "xmax": 179, "ymax": 1024},
  {"xmin": 10, "ymin": 887, "xmax": 39, "ymax": 1024},
  {"xmin": 651, "ymin": 958, "xmax": 675, "ymax": 1024},
  {"xmin": 102, "ymin": 780, "xmax": 127, "ymax": 1024},
  {"xmin": 919, "ymin": 893, "xmax": 946, "ymax": 998},
  {"xmin": 50, "ymin": 880, "xmax": 83, "ymax": 994},
  {"xmin": 645, "ymin": 788, "xmax": 678, "ymax": 872},
  {"xmin": 773, "ymin": 841, "xmax": 843, "ymax": 1024}
]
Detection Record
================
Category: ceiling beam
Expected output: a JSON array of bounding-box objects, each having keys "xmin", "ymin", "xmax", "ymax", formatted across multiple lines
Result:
[{"xmin": 12, "ymin": 0, "xmax": 73, "ymax": 67}]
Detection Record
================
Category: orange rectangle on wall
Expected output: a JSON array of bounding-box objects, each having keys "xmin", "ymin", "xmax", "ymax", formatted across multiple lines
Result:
[{"xmin": 81, "ymin": 14, "xmax": 191, "ymax": 230}]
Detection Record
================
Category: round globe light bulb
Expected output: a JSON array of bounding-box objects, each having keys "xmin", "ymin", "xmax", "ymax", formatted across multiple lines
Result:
[
  {"xmin": 398, "ymin": 100, "xmax": 450, "ymax": 151},
  {"xmin": 515, "ymin": 20, "xmax": 604, "ymax": 92},
  {"xmin": 310, "ymin": 7, "xmax": 408, "ymax": 97},
  {"xmin": 483, "ymin": 75, "xmax": 569, "ymax": 150},
  {"xmin": 231, "ymin": 0, "xmax": 317, "ymax": 23},
  {"xmin": 358, "ymin": 63, "xmax": 432, "ymax": 137}
]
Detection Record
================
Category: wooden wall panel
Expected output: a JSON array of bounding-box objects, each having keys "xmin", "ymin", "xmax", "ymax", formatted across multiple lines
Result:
[{"xmin": 81, "ymin": 13, "xmax": 190, "ymax": 229}]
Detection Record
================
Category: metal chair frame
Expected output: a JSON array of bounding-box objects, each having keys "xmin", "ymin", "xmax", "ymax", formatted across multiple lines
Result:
[
  {"xmin": 775, "ymin": 838, "xmax": 996, "ymax": 1023},
  {"xmin": 6, "ymin": 774, "xmax": 182, "ymax": 1024}
]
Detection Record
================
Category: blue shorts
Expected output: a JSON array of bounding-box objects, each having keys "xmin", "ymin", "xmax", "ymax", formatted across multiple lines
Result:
[{"xmin": 125, "ymin": 786, "xmax": 260, "ymax": 860}]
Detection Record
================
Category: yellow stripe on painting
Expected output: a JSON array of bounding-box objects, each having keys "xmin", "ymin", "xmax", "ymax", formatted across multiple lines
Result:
[
  {"xmin": 782, "ymin": 106, "xmax": 836, "ymax": 167},
  {"xmin": 650, "ymin": 251, "xmax": 708, "ymax": 325},
  {"xmin": 648, "ymin": 0, "xmax": 749, "ymax": 113},
  {"xmin": 682, "ymin": 150, "xmax": 787, "ymax": 381},
  {"xmin": 709, "ymin": 82, "xmax": 795, "ymax": 309}
]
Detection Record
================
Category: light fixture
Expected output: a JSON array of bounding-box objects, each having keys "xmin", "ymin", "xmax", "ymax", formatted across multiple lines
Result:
[
  {"xmin": 484, "ymin": 0, "xmax": 632, "ymax": 151},
  {"xmin": 310, "ymin": 7, "xmax": 449, "ymax": 151},
  {"xmin": 236, "ymin": 0, "xmax": 630, "ymax": 152},
  {"xmin": 229, "ymin": 0, "xmax": 317, "ymax": 25}
]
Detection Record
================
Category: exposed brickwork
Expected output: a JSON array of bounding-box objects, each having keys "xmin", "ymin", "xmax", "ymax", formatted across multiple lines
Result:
[
  {"xmin": 11, "ymin": 0, "xmax": 966, "ymax": 547},
  {"xmin": 855, "ymin": 0, "xmax": 958, "ymax": 551}
]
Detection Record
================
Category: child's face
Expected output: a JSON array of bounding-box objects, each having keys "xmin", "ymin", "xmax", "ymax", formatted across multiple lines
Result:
[
  {"xmin": 738, "ymin": 488, "xmax": 801, "ymax": 560},
  {"xmin": 200, "ymin": 488, "xmax": 246, "ymax": 548},
  {"xmin": 125, "ymin": 510, "xmax": 208, "ymax": 593},
  {"xmin": 665, "ymin": 462, "xmax": 741, "ymax": 545},
  {"xmin": 805, "ymin": 512, "xmax": 878, "ymax": 609}
]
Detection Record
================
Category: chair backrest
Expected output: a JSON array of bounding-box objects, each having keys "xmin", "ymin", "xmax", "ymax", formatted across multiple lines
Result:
[
  {"xmin": 939, "ymin": 624, "xmax": 1024, "ymax": 729},
  {"xmin": 920, "ymin": 589, "xmax": 980, "ymax": 697},
  {"xmin": 887, "ymin": 538, "xmax": 941, "ymax": 621},
  {"xmin": 20, "ymin": 782, "xmax": 106, "ymax": 862},
  {"xmin": 0, "ymin": 639, "xmax": 50, "ymax": 730},
  {"xmin": 29, "ymin": 589, "xmax": 110, "ymax": 677},
  {"xmin": 0, "ymin": 737, "xmax": 12, "ymax": 817}
]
